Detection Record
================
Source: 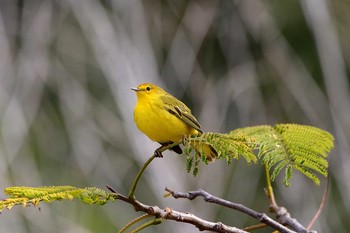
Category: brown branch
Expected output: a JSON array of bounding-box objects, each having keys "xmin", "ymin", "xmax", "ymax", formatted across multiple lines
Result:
[
  {"xmin": 270, "ymin": 206, "xmax": 313, "ymax": 233},
  {"xmin": 106, "ymin": 186, "xmax": 248, "ymax": 233},
  {"xmin": 165, "ymin": 187, "xmax": 296, "ymax": 233}
]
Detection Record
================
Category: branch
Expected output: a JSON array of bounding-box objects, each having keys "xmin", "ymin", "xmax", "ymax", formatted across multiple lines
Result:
[
  {"xmin": 269, "ymin": 205, "xmax": 315, "ymax": 233},
  {"xmin": 107, "ymin": 186, "xmax": 248, "ymax": 233},
  {"xmin": 165, "ymin": 187, "xmax": 296, "ymax": 233}
]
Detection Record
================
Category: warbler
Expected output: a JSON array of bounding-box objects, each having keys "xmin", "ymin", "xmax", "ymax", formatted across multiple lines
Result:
[{"xmin": 132, "ymin": 83, "xmax": 216, "ymax": 160}]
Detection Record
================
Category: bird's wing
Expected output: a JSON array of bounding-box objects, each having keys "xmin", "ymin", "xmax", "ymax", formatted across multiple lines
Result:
[{"xmin": 161, "ymin": 95, "xmax": 203, "ymax": 133}]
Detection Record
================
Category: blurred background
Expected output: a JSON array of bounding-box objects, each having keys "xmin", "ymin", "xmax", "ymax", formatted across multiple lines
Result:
[{"xmin": 0, "ymin": 0, "xmax": 349, "ymax": 232}]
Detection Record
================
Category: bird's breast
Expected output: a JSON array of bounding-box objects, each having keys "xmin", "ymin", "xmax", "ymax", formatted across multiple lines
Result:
[{"xmin": 134, "ymin": 100, "xmax": 198, "ymax": 143}]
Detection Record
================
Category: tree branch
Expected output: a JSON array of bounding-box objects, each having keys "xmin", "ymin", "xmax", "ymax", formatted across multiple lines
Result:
[
  {"xmin": 165, "ymin": 187, "xmax": 296, "ymax": 233},
  {"xmin": 107, "ymin": 186, "xmax": 248, "ymax": 233},
  {"xmin": 268, "ymin": 205, "xmax": 316, "ymax": 233},
  {"xmin": 118, "ymin": 140, "xmax": 318, "ymax": 233}
]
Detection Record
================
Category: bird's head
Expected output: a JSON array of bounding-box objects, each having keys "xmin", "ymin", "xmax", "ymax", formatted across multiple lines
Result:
[{"xmin": 131, "ymin": 83, "xmax": 164, "ymax": 100}]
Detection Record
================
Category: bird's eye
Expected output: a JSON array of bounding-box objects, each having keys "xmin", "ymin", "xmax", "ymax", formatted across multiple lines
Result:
[{"xmin": 146, "ymin": 86, "xmax": 151, "ymax": 91}]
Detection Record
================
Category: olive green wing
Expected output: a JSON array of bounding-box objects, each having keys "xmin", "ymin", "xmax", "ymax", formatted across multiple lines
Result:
[{"xmin": 161, "ymin": 95, "xmax": 203, "ymax": 133}]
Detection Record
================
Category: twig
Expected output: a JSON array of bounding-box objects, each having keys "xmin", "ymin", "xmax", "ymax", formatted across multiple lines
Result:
[
  {"xmin": 270, "ymin": 206, "xmax": 312, "ymax": 233},
  {"xmin": 129, "ymin": 218, "xmax": 163, "ymax": 233},
  {"xmin": 165, "ymin": 188, "xmax": 295, "ymax": 233},
  {"xmin": 107, "ymin": 186, "xmax": 248, "ymax": 233},
  {"xmin": 128, "ymin": 154, "xmax": 156, "ymax": 199},
  {"xmin": 118, "ymin": 213, "xmax": 152, "ymax": 233},
  {"xmin": 265, "ymin": 165, "xmax": 277, "ymax": 208},
  {"xmin": 306, "ymin": 177, "xmax": 329, "ymax": 230},
  {"xmin": 242, "ymin": 223, "xmax": 267, "ymax": 231},
  {"xmin": 128, "ymin": 142, "xmax": 181, "ymax": 199}
]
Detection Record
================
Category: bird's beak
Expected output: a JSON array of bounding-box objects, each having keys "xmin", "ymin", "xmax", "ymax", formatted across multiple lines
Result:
[{"xmin": 131, "ymin": 87, "xmax": 140, "ymax": 91}]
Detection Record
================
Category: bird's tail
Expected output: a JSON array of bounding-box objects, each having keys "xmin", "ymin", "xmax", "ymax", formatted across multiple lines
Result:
[{"xmin": 193, "ymin": 143, "xmax": 217, "ymax": 162}]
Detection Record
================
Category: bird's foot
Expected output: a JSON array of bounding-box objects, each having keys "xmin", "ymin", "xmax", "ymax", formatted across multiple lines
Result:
[{"xmin": 154, "ymin": 149, "xmax": 164, "ymax": 158}]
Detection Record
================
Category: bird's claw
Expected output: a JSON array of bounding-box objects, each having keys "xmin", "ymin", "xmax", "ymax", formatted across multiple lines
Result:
[{"xmin": 154, "ymin": 149, "xmax": 163, "ymax": 158}]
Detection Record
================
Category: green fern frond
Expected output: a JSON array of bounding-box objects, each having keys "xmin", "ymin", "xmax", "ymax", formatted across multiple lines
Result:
[
  {"xmin": 186, "ymin": 156, "xmax": 194, "ymax": 174},
  {"xmin": 0, "ymin": 197, "xmax": 29, "ymax": 211},
  {"xmin": 184, "ymin": 124, "xmax": 333, "ymax": 186},
  {"xmin": 230, "ymin": 124, "xmax": 333, "ymax": 185},
  {"xmin": 183, "ymin": 132, "xmax": 257, "ymax": 175},
  {"xmin": 274, "ymin": 124, "xmax": 333, "ymax": 185},
  {"xmin": 0, "ymin": 186, "xmax": 114, "ymax": 212}
]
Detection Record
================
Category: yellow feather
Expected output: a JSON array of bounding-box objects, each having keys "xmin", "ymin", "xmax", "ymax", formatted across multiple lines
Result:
[
  {"xmin": 132, "ymin": 83, "xmax": 216, "ymax": 161},
  {"xmin": 133, "ymin": 83, "xmax": 199, "ymax": 142}
]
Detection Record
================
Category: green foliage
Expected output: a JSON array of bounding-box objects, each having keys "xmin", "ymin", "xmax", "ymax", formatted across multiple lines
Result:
[
  {"xmin": 184, "ymin": 124, "xmax": 334, "ymax": 186},
  {"xmin": 184, "ymin": 132, "xmax": 257, "ymax": 175},
  {"xmin": 0, "ymin": 124, "xmax": 334, "ymax": 214},
  {"xmin": 0, "ymin": 186, "xmax": 115, "ymax": 212}
]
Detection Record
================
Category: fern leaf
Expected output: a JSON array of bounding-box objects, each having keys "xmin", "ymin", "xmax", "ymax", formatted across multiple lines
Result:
[
  {"xmin": 233, "ymin": 124, "xmax": 333, "ymax": 186},
  {"xmin": 183, "ymin": 132, "xmax": 257, "ymax": 171},
  {"xmin": 294, "ymin": 165, "xmax": 320, "ymax": 185},
  {"xmin": 186, "ymin": 156, "xmax": 193, "ymax": 173},
  {"xmin": 284, "ymin": 165, "xmax": 293, "ymax": 186},
  {"xmin": 183, "ymin": 124, "xmax": 333, "ymax": 186},
  {"xmin": 0, "ymin": 197, "xmax": 29, "ymax": 211},
  {"xmin": 274, "ymin": 124, "xmax": 333, "ymax": 184},
  {"xmin": 270, "ymin": 159, "xmax": 289, "ymax": 182},
  {"xmin": 229, "ymin": 124, "xmax": 333, "ymax": 185},
  {"xmin": 0, "ymin": 186, "xmax": 114, "ymax": 212}
]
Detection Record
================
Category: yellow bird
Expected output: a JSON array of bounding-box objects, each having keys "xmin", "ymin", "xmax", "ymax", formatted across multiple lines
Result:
[{"xmin": 132, "ymin": 83, "xmax": 216, "ymax": 160}]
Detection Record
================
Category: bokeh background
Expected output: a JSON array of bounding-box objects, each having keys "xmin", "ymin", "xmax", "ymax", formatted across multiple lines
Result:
[{"xmin": 1, "ymin": 0, "xmax": 349, "ymax": 232}]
